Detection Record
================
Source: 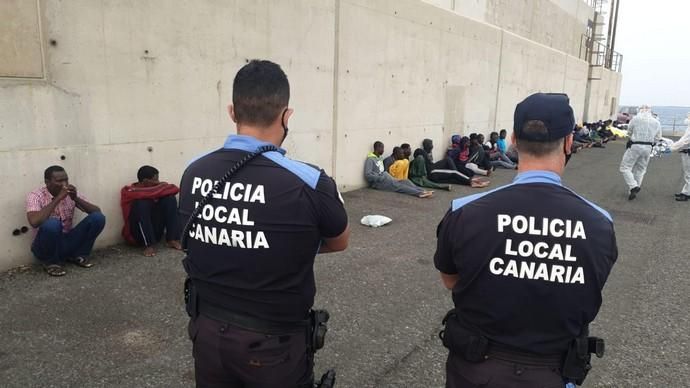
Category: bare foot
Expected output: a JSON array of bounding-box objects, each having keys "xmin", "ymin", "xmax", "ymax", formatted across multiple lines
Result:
[
  {"xmin": 419, "ymin": 191, "xmax": 434, "ymax": 198},
  {"xmin": 167, "ymin": 240, "xmax": 182, "ymax": 250},
  {"xmin": 470, "ymin": 179, "xmax": 490, "ymax": 188},
  {"xmin": 143, "ymin": 246, "xmax": 156, "ymax": 257}
]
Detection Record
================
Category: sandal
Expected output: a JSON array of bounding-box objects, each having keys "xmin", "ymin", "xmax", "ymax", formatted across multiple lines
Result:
[
  {"xmin": 69, "ymin": 256, "xmax": 94, "ymax": 268},
  {"xmin": 44, "ymin": 264, "xmax": 66, "ymax": 277}
]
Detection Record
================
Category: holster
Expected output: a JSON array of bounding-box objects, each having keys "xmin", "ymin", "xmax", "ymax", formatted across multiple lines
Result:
[
  {"xmin": 184, "ymin": 277, "xmax": 198, "ymax": 318},
  {"xmin": 439, "ymin": 309, "xmax": 489, "ymax": 363},
  {"xmin": 626, "ymin": 139, "xmax": 633, "ymax": 149},
  {"xmin": 309, "ymin": 309, "xmax": 330, "ymax": 353},
  {"xmin": 561, "ymin": 329, "xmax": 605, "ymax": 385},
  {"xmin": 308, "ymin": 309, "xmax": 335, "ymax": 388}
]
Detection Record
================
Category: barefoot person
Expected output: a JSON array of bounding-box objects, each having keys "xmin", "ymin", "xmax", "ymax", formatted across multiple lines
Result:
[
  {"xmin": 120, "ymin": 165, "xmax": 181, "ymax": 256},
  {"xmin": 26, "ymin": 166, "xmax": 106, "ymax": 276}
]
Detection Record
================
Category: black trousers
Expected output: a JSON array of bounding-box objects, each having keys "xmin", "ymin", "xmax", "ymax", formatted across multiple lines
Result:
[
  {"xmin": 446, "ymin": 351, "xmax": 564, "ymax": 388},
  {"xmin": 189, "ymin": 314, "xmax": 312, "ymax": 388},
  {"xmin": 128, "ymin": 196, "xmax": 179, "ymax": 246}
]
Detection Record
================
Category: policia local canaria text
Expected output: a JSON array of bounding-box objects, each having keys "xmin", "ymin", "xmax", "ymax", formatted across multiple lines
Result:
[
  {"xmin": 490, "ymin": 214, "xmax": 587, "ymax": 284},
  {"xmin": 187, "ymin": 178, "xmax": 269, "ymax": 249}
]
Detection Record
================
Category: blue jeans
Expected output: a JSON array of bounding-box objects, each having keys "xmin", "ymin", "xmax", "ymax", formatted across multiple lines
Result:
[{"xmin": 31, "ymin": 212, "xmax": 106, "ymax": 265}]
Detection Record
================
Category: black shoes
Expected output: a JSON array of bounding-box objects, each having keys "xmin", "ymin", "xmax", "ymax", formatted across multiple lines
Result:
[
  {"xmin": 675, "ymin": 193, "xmax": 689, "ymax": 201},
  {"xmin": 628, "ymin": 187, "xmax": 641, "ymax": 201}
]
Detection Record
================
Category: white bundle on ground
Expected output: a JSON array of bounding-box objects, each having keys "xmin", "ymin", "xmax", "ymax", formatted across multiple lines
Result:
[
  {"xmin": 651, "ymin": 137, "xmax": 674, "ymax": 158},
  {"xmin": 360, "ymin": 215, "xmax": 392, "ymax": 228}
]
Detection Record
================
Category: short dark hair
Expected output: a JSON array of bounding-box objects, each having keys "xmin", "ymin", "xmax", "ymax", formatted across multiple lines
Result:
[
  {"xmin": 499, "ymin": 129, "xmax": 507, "ymax": 134},
  {"xmin": 490, "ymin": 131, "xmax": 498, "ymax": 137},
  {"xmin": 400, "ymin": 143, "xmax": 411, "ymax": 150},
  {"xmin": 44, "ymin": 165, "xmax": 65, "ymax": 180},
  {"xmin": 373, "ymin": 141, "xmax": 383, "ymax": 149},
  {"xmin": 392, "ymin": 146, "xmax": 401, "ymax": 155},
  {"xmin": 232, "ymin": 60, "xmax": 290, "ymax": 127},
  {"xmin": 137, "ymin": 165, "xmax": 159, "ymax": 182},
  {"xmin": 516, "ymin": 120, "xmax": 563, "ymax": 157}
]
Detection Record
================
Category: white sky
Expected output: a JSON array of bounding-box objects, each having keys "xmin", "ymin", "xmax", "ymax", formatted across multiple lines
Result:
[{"xmin": 616, "ymin": 0, "xmax": 690, "ymax": 106}]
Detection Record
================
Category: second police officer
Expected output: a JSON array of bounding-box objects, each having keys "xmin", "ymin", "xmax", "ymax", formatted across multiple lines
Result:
[
  {"xmin": 178, "ymin": 60, "xmax": 350, "ymax": 388},
  {"xmin": 435, "ymin": 93, "xmax": 618, "ymax": 387}
]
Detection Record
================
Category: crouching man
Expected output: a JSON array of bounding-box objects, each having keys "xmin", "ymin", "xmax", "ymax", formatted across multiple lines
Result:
[{"xmin": 26, "ymin": 166, "xmax": 105, "ymax": 276}]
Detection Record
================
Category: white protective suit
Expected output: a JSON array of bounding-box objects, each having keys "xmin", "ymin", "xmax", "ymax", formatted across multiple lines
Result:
[
  {"xmin": 669, "ymin": 118, "xmax": 690, "ymax": 196},
  {"xmin": 619, "ymin": 108, "xmax": 662, "ymax": 191}
]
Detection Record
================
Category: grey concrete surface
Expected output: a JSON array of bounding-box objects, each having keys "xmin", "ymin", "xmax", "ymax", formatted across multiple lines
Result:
[{"xmin": 1, "ymin": 141, "xmax": 688, "ymax": 387}]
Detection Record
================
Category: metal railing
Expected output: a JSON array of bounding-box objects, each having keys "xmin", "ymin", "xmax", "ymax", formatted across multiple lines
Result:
[
  {"xmin": 579, "ymin": 35, "xmax": 623, "ymax": 72},
  {"xmin": 583, "ymin": 0, "xmax": 606, "ymax": 13}
]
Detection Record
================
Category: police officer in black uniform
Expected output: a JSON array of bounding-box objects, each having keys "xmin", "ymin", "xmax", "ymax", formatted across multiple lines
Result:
[
  {"xmin": 178, "ymin": 60, "xmax": 350, "ymax": 388},
  {"xmin": 434, "ymin": 93, "xmax": 618, "ymax": 387}
]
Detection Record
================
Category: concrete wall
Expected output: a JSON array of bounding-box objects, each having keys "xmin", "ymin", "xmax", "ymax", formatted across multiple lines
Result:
[
  {"xmin": 423, "ymin": 0, "xmax": 594, "ymax": 58},
  {"xmin": 584, "ymin": 66, "xmax": 623, "ymax": 122},
  {"xmin": 0, "ymin": 0, "xmax": 336, "ymax": 270},
  {"xmin": 0, "ymin": 0, "xmax": 619, "ymax": 270}
]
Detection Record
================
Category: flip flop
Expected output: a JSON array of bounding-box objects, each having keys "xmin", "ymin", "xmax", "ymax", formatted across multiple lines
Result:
[
  {"xmin": 44, "ymin": 264, "xmax": 66, "ymax": 277},
  {"xmin": 69, "ymin": 256, "xmax": 94, "ymax": 268}
]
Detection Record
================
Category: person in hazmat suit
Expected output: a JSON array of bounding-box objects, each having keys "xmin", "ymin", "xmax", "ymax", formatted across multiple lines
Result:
[
  {"xmin": 619, "ymin": 105, "xmax": 662, "ymax": 200},
  {"xmin": 669, "ymin": 113, "xmax": 690, "ymax": 201}
]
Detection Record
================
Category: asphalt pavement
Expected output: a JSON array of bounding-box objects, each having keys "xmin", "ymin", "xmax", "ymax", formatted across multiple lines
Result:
[{"xmin": 1, "ymin": 141, "xmax": 688, "ymax": 387}]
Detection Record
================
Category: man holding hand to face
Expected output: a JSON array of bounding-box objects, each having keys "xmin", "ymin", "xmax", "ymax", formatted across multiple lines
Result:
[{"xmin": 26, "ymin": 166, "xmax": 105, "ymax": 276}]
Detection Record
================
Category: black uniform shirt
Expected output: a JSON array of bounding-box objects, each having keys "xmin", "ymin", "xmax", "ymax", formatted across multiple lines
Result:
[
  {"xmin": 434, "ymin": 170, "xmax": 617, "ymax": 354},
  {"xmin": 179, "ymin": 135, "xmax": 348, "ymax": 323}
]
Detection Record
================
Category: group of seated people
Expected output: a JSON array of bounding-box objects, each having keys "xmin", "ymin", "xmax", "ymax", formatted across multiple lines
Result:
[
  {"xmin": 572, "ymin": 119, "xmax": 628, "ymax": 153},
  {"xmin": 363, "ymin": 129, "xmax": 523, "ymax": 198},
  {"xmin": 364, "ymin": 120, "xmax": 625, "ymax": 198},
  {"xmin": 26, "ymin": 165, "xmax": 180, "ymax": 276}
]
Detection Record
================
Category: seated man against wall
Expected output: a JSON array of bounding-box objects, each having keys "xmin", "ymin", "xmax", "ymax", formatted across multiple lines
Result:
[
  {"xmin": 451, "ymin": 136, "xmax": 491, "ymax": 176},
  {"xmin": 418, "ymin": 139, "xmax": 489, "ymax": 187},
  {"xmin": 383, "ymin": 146, "xmax": 399, "ymax": 172},
  {"xmin": 364, "ymin": 141, "xmax": 433, "ymax": 198},
  {"xmin": 120, "ymin": 165, "xmax": 181, "ymax": 257},
  {"xmin": 401, "ymin": 143, "xmax": 413, "ymax": 161},
  {"xmin": 389, "ymin": 147, "xmax": 410, "ymax": 180},
  {"xmin": 485, "ymin": 131, "xmax": 517, "ymax": 169},
  {"xmin": 409, "ymin": 152, "xmax": 452, "ymax": 191},
  {"xmin": 469, "ymin": 133, "xmax": 494, "ymax": 172},
  {"xmin": 26, "ymin": 165, "xmax": 106, "ymax": 277}
]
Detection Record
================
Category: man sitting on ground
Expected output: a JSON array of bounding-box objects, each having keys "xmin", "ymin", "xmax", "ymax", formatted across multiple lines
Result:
[
  {"xmin": 26, "ymin": 165, "xmax": 106, "ymax": 276},
  {"xmin": 389, "ymin": 147, "xmax": 410, "ymax": 180},
  {"xmin": 383, "ymin": 147, "xmax": 398, "ymax": 172},
  {"xmin": 401, "ymin": 143, "xmax": 413, "ymax": 161},
  {"xmin": 486, "ymin": 131, "xmax": 517, "ymax": 169},
  {"xmin": 418, "ymin": 139, "xmax": 489, "ymax": 187},
  {"xmin": 120, "ymin": 165, "xmax": 181, "ymax": 257},
  {"xmin": 409, "ymin": 150, "xmax": 452, "ymax": 191},
  {"xmin": 364, "ymin": 141, "xmax": 433, "ymax": 198}
]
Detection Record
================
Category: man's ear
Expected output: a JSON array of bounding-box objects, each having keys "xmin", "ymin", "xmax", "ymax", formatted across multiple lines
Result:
[
  {"xmin": 228, "ymin": 104, "xmax": 237, "ymax": 123},
  {"xmin": 282, "ymin": 108, "xmax": 294, "ymax": 126},
  {"xmin": 564, "ymin": 134, "xmax": 574, "ymax": 155}
]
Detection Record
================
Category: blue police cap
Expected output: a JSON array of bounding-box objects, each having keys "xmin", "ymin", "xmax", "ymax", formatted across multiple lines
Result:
[{"xmin": 513, "ymin": 93, "xmax": 575, "ymax": 142}]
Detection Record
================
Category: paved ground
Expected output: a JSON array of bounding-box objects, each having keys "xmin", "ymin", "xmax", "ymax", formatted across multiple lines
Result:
[{"xmin": 1, "ymin": 141, "xmax": 688, "ymax": 387}]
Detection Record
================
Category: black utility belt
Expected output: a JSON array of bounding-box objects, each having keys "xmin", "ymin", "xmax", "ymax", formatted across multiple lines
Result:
[
  {"xmin": 439, "ymin": 309, "xmax": 604, "ymax": 385},
  {"xmin": 439, "ymin": 310, "xmax": 560, "ymax": 365},
  {"xmin": 199, "ymin": 300, "xmax": 309, "ymax": 334},
  {"xmin": 630, "ymin": 141, "xmax": 655, "ymax": 146},
  {"xmin": 680, "ymin": 149, "xmax": 690, "ymax": 154},
  {"xmin": 184, "ymin": 278, "xmax": 308, "ymax": 334}
]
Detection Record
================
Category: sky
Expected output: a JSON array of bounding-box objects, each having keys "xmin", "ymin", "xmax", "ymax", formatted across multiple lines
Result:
[{"xmin": 616, "ymin": 0, "xmax": 690, "ymax": 107}]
